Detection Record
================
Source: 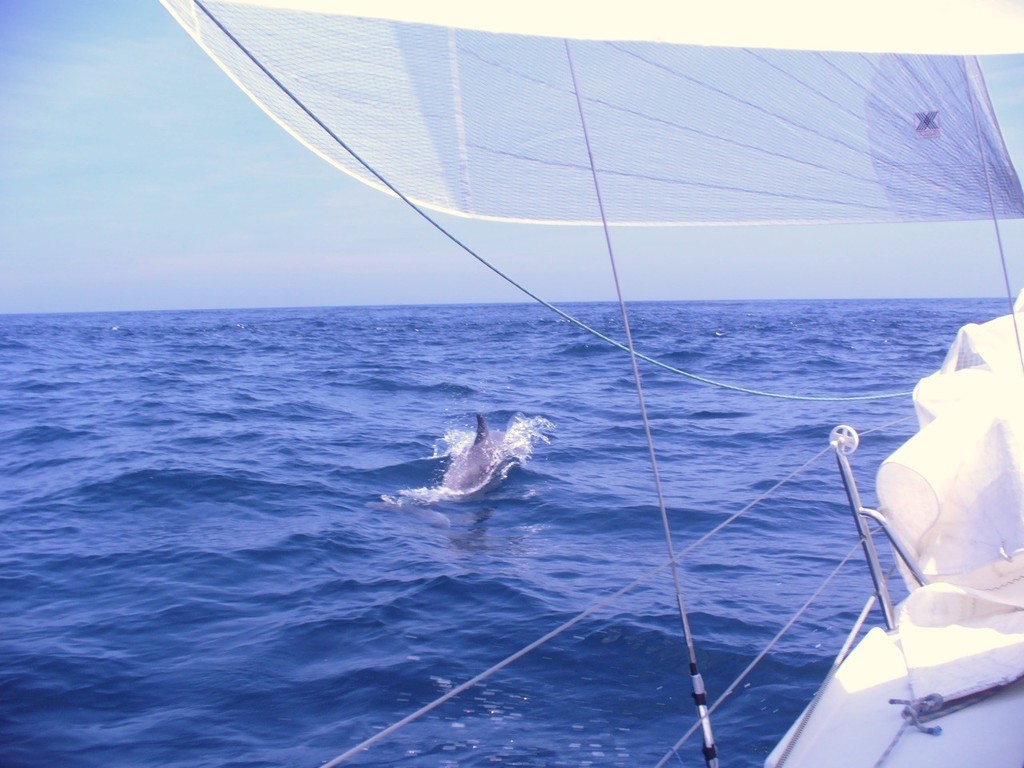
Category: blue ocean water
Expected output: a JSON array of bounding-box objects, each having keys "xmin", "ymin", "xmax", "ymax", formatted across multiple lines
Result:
[{"xmin": 0, "ymin": 298, "xmax": 1004, "ymax": 767}]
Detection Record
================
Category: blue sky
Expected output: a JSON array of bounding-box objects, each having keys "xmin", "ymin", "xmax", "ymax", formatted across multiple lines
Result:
[{"xmin": 1, "ymin": 2, "xmax": 1022, "ymax": 314}]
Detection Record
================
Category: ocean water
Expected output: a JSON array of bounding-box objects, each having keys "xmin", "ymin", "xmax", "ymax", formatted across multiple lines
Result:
[{"xmin": 0, "ymin": 298, "xmax": 1004, "ymax": 767}]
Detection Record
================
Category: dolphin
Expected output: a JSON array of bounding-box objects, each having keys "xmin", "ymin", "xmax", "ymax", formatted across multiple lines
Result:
[{"xmin": 440, "ymin": 413, "xmax": 513, "ymax": 497}]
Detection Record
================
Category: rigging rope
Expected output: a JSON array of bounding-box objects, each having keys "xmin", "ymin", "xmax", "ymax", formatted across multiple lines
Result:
[
  {"xmin": 319, "ymin": 558, "xmax": 670, "ymax": 767},
  {"xmin": 191, "ymin": 0, "xmax": 912, "ymax": 404},
  {"xmin": 773, "ymin": 593, "xmax": 878, "ymax": 767},
  {"xmin": 964, "ymin": 56, "xmax": 1024, "ymax": 378},
  {"xmin": 874, "ymin": 694, "xmax": 945, "ymax": 768},
  {"xmin": 565, "ymin": 38, "xmax": 718, "ymax": 768},
  {"xmin": 318, "ymin": 439, "xmax": 832, "ymax": 765},
  {"xmin": 859, "ymin": 414, "xmax": 916, "ymax": 437},
  {"xmin": 319, "ymin": 545, "xmax": 698, "ymax": 766},
  {"xmin": 656, "ymin": 540, "xmax": 863, "ymax": 768}
]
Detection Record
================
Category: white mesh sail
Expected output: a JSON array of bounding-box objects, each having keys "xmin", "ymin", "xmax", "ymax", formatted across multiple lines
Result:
[{"xmin": 161, "ymin": 0, "xmax": 1024, "ymax": 225}]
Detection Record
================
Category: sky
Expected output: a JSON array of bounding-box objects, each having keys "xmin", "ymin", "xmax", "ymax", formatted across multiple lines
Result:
[{"xmin": 1, "ymin": 2, "xmax": 1023, "ymax": 314}]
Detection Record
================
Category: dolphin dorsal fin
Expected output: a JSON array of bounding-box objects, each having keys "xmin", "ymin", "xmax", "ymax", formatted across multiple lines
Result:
[{"xmin": 474, "ymin": 413, "xmax": 489, "ymax": 445}]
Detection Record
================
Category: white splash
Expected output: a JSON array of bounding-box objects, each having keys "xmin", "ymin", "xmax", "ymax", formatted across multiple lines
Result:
[{"xmin": 382, "ymin": 414, "xmax": 553, "ymax": 507}]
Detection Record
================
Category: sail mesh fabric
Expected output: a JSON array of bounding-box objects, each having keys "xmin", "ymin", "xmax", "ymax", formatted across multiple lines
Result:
[{"xmin": 162, "ymin": 0, "xmax": 1024, "ymax": 225}]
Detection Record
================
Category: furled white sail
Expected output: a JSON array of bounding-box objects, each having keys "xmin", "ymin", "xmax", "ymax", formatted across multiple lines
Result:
[
  {"xmin": 877, "ymin": 294, "xmax": 1024, "ymax": 701},
  {"xmin": 161, "ymin": 0, "xmax": 1024, "ymax": 225}
]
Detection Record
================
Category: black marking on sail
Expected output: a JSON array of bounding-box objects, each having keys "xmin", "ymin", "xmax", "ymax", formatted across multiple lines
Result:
[{"xmin": 915, "ymin": 111, "xmax": 940, "ymax": 138}]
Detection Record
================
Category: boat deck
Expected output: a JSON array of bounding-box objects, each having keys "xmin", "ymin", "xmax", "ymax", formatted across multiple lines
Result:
[{"xmin": 766, "ymin": 626, "xmax": 1024, "ymax": 767}]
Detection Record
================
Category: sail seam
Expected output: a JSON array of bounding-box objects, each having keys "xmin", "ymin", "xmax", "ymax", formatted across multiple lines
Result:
[{"xmin": 447, "ymin": 28, "xmax": 474, "ymax": 210}]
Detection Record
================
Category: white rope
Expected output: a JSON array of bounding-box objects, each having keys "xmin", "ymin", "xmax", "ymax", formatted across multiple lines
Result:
[
  {"xmin": 964, "ymin": 56, "xmax": 1024, "ymax": 377},
  {"xmin": 320, "ymin": 543, "xmax": 712, "ymax": 766},
  {"xmin": 318, "ymin": 440, "xmax": 834, "ymax": 765},
  {"xmin": 773, "ymin": 593, "xmax": 878, "ymax": 767},
  {"xmin": 565, "ymin": 37, "xmax": 719, "ymax": 768},
  {"xmin": 320, "ymin": 561, "xmax": 665, "ymax": 767},
  {"xmin": 674, "ymin": 445, "xmax": 832, "ymax": 567},
  {"xmin": 656, "ymin": 540, "xmax": 863, "ymax": 767},
  {"xmin": 858, "ymin": 414, "xmax": 915, "ymax": 437}
]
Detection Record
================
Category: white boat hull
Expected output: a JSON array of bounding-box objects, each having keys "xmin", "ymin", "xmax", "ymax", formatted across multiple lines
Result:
[{"xmin": 766, "ymin": 626, "xmax": 1024, "ymax": 767}]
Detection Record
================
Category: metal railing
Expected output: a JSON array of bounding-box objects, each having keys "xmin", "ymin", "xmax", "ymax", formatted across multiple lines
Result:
[{"xmin": 830, "ymin": 425, "xmax": 927, "ymax": 632}]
